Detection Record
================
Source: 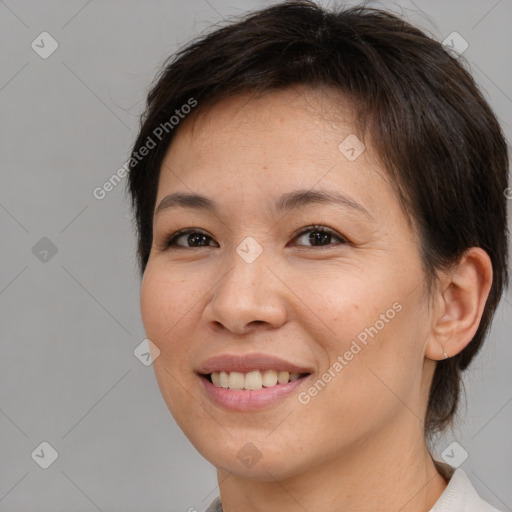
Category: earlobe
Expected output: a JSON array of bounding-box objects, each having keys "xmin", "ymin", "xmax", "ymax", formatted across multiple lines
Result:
[{"xmin": 425, "ymin": 247, "xmax": 493, "ymax": 361}]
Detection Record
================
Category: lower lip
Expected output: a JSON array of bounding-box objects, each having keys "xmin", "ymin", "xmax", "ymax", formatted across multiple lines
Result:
[{"xmin": 199, "ymin": 374, "xmax": 311, "ymax": 411}]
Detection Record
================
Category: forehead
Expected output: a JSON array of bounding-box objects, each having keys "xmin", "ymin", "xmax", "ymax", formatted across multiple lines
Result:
[
  {"xmin": 157, "ymin": 87, "xmax": 385, "ymax": 195},
  {"xmin": 175, "ymin": 86, "xmax": 359, "ymax": 152}
]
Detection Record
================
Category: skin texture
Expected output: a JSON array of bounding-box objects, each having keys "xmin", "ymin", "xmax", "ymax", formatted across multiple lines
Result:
[{"xmin": 140, "ymin": 86, "xmax": 492, "ymax": 512}]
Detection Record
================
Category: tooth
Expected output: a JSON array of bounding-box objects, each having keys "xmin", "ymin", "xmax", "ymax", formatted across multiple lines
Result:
[
  {"xmin": 277, "ymin": 370, "xmax": 290, "ymax": 384},
  {"xmin": 228, "ymin": 371, "xmax": 245, "ymax": 390},
  {"xmin": 262, "ymin": 369, "xmax": 278, "ymax": 387},
  {"xmin": 219, "ymin": 371, "xmax": 229, "ymax": 388},
  {"xmin": 209, "ymin": 370, "xmax": 303, "ymax": 389},
  {"xmin": 244, "ymin": 370, "xmax": 262, "ymax": 390},
  {"xmin": 211, "ymin": 372, "xmax": 221, "ymax": 386}
]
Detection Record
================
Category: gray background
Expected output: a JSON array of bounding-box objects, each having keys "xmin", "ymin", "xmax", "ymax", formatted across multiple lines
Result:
[{"xmin": 1, "ymin": 0, "xmax": 511, "ymax": 511}]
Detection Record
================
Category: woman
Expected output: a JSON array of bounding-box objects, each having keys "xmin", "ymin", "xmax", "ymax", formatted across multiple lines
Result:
[{"xmin": 126, "ymin": 1, "xmax": 508, "ymax": 510}]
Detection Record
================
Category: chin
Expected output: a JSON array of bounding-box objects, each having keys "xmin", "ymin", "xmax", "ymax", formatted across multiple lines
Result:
[
  {"xmin": 188, "ymin": 432, "xmax": 313, "ymax": 482},
  {"xmin": 211, "ymin": 451, "xmax": 301, "ymax": 481}
]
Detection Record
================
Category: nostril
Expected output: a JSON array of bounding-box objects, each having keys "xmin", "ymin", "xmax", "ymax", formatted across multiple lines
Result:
[{"xmin": 249, "ymin": 320, "xmax": 265, "ymax": 327}]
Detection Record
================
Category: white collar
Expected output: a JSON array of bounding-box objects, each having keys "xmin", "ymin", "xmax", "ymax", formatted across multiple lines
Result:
[{"xmin": 429, "ymin": 460, "xmax": 502, "ymax": 511}]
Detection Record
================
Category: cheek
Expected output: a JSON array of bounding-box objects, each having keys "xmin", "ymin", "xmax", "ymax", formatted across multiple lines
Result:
[
  {"xmin": 140, "ymin": 264, "xmax": 202, "ymax": 416},
  {"xmin": 140, "ymin": 269, "xmax": 167, "ymax": 343},
  {"xmin": 140, "ymin": 263, "xmax": 194, "ymax": 350},
  {"xmin": 338, "ymin": 298, "xmax": 429, "ymax": 422},
  {"xmin": 307, "ymin": 265, "xmax": 401, "ymax": 349},
  {"xmin": 308, "ymin": 265, "xmax": 427, "ymax": 406}
]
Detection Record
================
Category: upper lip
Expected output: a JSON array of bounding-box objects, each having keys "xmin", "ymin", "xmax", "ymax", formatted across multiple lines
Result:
[{"xmin": 196, "ymin": 353, "xmax": 313, "ymax": 375}]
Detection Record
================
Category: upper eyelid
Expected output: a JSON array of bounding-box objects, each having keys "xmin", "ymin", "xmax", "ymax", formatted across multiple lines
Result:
[{"xmin": 295, "ymin": 224, "xmax": 340, "ymax": 236}]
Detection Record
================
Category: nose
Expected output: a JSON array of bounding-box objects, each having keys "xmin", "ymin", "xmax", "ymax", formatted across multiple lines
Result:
[{"xmin": 203, "ymin": 247, "xmax": 289, "ymax": 335}]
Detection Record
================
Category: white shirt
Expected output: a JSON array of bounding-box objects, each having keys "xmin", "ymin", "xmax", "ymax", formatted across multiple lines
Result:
[
  {"xmin": 430, "ymin": 461, "xmax": 502, "ymax": 511},
  {"xmin": 204, "ymin": 461, "xmax": 503, "ymax": 511}
]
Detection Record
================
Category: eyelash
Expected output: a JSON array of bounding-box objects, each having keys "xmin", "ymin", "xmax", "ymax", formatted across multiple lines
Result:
[{"xmin": 162, "ymin": 224, "xmax": 348, "ymax": 250}]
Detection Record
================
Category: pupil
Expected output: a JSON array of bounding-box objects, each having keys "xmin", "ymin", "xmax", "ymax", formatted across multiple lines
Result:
[
  {"xmin": 190, "ymin": 233, "xmax": 208, "ymax": 246},
  {"xmin": 310, "ymin": 231, "xmax": 329, "ymax": 246}
]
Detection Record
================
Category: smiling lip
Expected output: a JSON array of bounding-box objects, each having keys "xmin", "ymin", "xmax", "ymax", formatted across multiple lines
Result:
[
  {"xmin": 199, "ymin": 374, "xmax": 311, "ymax": 411},
  {"xmin": 196, "ymin": 353, "xmax": 313, "ymax": 374}
]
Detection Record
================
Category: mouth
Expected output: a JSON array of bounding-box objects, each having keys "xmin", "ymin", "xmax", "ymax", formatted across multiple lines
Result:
[
  {"xmin": 201, "ymin": 369, "xmax": 311, "ymax": 390},
  {"xmin": 198, "ymin": 370, "xmax": 313, "ymax": 411},
  {"xmin": 196, "ymin": 352, "xmax": 314, "ymax": 410}
]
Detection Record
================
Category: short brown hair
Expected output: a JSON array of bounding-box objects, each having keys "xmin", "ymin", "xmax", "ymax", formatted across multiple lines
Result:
[{"xmin": 126, "ymin": 0, "xmax": 509, "ymax": 435}]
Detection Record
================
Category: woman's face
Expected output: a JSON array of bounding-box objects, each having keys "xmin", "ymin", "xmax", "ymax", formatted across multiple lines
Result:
[{"xmin": 140, "ymin": 87, "xmax": 436, "ymax": 480}]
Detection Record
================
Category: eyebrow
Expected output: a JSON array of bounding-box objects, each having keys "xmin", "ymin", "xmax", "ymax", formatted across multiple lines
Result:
[{"xmin": 155, "ymin": 189, "xmax": 373, "ymax": 220}]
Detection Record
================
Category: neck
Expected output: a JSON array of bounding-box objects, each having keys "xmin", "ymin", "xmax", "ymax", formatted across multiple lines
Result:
[{"xmin": 216, "ymin": 420, "xmax": 447, "ymax": 512}]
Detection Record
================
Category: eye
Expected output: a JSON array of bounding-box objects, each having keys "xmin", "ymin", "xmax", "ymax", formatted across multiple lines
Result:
[
  {"xmin": 291, "ymin": 225, "xmax": 348, "ymax": 248},
  {"xmin": 161, "ymin": 224, "xmax": 348, "ymax": 251},
  {"xmin": 163, "ymin": 228, "xmax": 217, "ymax": 249}
]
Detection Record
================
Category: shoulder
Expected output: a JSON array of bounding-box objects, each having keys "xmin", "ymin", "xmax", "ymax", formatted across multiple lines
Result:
[{"xmin": 430, "ymin": 461, "xmax": 504, "ymax": 512}]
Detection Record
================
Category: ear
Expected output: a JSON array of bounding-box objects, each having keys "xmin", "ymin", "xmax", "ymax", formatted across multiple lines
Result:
[{"xmin": 425, "ymin": 247, "xmax": 493, "ymax": 361}]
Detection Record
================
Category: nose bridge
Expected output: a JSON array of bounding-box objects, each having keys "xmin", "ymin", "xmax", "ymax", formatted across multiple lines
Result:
[
  {"xmin": 206, "ymin": 235, "xmax": 287, "ymax": 332},
  {"xmin": 221, "ymin": 235, "xmax": 274, "ymax": 302}
]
